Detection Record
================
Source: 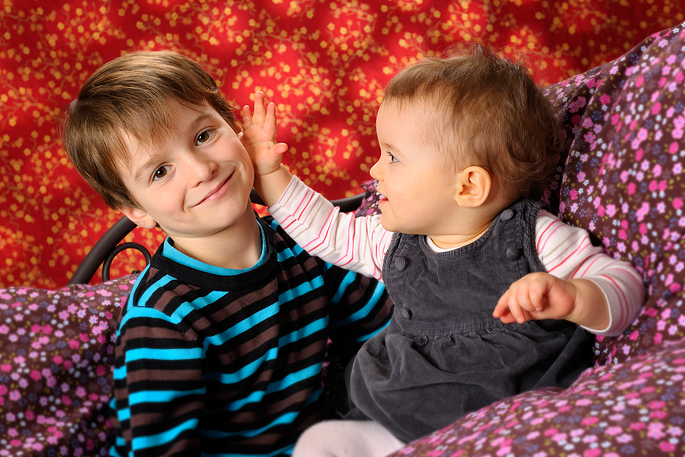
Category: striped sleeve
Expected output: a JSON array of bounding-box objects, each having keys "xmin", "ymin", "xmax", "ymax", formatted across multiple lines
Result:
[
  {"xmin": 112, "ymin": 273, "xmax": 206, "ymax": 456},
  {"xmin": 323, "ymin": 264, "xmax": 393, "ymax": 344},
  {"xmin": 269, "ymin": 175, "xmax": 392, "ymax": 281},
  {"xmin": 536, "ymin": 210, "xmax": 645, "ymax": 336}
]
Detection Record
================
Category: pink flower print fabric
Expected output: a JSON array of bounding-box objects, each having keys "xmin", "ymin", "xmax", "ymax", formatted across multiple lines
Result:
[
  {"xmin": 545, "ymin": 22, "xmax": 685, "ymax": 366},
  {"xmin": 0, "ymin": 275, "xmax": 134, "ymax": 457},
  {"xmin": 389, "ymin": 339, "xmax": 685, "ymax": 457}
]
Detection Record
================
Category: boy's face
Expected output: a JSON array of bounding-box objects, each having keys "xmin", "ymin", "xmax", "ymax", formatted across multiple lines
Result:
[
  {"xmin": 370, "ymin": 100, "xmax": 460, "ymax": 237},
  {"xmin": 118, "ymin": 102, "xmax": 255, "ymax": 243}
]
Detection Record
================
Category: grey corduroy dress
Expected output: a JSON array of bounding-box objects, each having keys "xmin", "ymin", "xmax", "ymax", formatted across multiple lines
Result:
[{"xmin": 343, "ymin": 200, "xmax": 595, "ymax": 444}]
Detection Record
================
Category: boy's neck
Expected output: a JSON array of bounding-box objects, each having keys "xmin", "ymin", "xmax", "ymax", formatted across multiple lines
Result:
[{"xmin": 169, "ymin": 206, "xmax": 263, "ymax": 270}]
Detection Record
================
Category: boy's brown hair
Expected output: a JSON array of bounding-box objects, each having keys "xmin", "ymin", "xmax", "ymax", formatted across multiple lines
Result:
[
  {"xmin": 60, "ymin": 50, "xmax": 237, "ymax": 209},
  {"xmin": 383, "ymin": 43, "xmax": 562, "ymax": 202}
]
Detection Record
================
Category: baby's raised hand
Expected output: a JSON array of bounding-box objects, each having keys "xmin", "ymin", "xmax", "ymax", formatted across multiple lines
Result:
[
  {"xmin": 492, "ymin": 272, "xmax": 578, "ymax": 324},
  {"xmin": 241, "ymin": 91, "xmax": 288, "ymax": 177}
]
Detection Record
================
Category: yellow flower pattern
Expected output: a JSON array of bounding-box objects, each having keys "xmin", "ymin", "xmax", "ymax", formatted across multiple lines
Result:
[{"xmin": 1, "ymin": 0, "xmax": 683, "ymax": 288}]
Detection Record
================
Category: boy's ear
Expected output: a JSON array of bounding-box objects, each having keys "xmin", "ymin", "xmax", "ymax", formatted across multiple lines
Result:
[
  {"xmin": 455, "ymin": 166, "xmax": 491, "ymax": 208},
  {"xmin": 119, "ymin": 206, "xmax": 158, "ymax": 229}
]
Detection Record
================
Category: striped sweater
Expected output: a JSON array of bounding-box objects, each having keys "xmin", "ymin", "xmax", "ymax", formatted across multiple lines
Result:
[
  {"xmin": 110, "ymin": 216, "xmax": 393, "ymax": 457},
  {"xmin": 269, "ymin": 176, "xmax": 645, "ymax": 337}
]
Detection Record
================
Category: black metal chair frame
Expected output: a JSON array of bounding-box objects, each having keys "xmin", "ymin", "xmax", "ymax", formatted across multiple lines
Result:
[{"xmin": 68, "ymin": 190, "xmax": 365, "ymax": 285}]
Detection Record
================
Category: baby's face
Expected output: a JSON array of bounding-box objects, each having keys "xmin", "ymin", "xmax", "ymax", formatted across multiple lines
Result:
[
  {"xmin": 370, "ymin": 100, "xmax": 461, "ymax": 237},
  {"xmin": 117, "ymin": 101, "xmax": 255, "ymax": 242}
]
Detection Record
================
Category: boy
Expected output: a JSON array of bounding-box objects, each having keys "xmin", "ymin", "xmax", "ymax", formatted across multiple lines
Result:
[
  {"xmin": 242, "ymin": 44, "xmax": 645, "ymax": 457},
  {"xmin": 60, "ymin": 50, "xmax": 393, "ymax": 457}
]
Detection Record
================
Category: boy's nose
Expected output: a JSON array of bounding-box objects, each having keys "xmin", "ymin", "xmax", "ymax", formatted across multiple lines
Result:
[{"xmin": 188, "ymin": 155, "xmax": 217, "ymax": 185}]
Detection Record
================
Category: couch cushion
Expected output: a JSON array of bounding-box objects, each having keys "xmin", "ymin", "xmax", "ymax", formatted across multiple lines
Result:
[
  {"xmin": 0, "ymin": 276, "xmax": 135, "ymax": 456},
  {"xmin": 389, "ymin": 338, "xmax": 685, "ymax": 457},
  {"xmin": 545, "ymin": 22, "xmax": 685, "ymax": 365}
]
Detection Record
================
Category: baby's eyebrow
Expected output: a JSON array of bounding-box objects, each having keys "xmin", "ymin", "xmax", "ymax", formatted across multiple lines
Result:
[{"xmin": 381, "ymin": 140, "xmax": 401, "ymax": 154}]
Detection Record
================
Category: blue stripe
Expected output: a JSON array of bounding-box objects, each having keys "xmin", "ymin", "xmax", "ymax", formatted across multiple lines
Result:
[
  {"xmin": 126, "ymin": 347, "xmax": 203, "ymax": 363},
  {"xmin": 275, "ymin": 243, "xmax": 306, "ymax": 260},
  {"xmin": 226, "ymin": 388, "xmax": 265, "ymax": 412},
  {"xmin": 329, "ymin": 269, "xmax": 357, "ymax": 304},
  {"xmin": 355, "ymin": 318, "xmax": 391, "ymax": 342},
  {"xmin": 204, "ymin": 302, "xmax": 280, "ymax": 349},
  {"xmin": 278, "ymin": 275, "xmax": 323, "ymax": 303},
  {"xmin": 331, "ymin": 282, "xmax": 386, "ymax": 328},
  {"xmin": 125, "ymin": 263, "xmax": 151, "ymax": 311},
  {"xmin": 278, "ymin": 317, "xmax": 328, "ymax": 347},
  {"xmin": 110, "ymin": 439, "xmax": 125, "ymax": 457},
  {"xmin": 132, "ymin": 418, "xmax": 199, "ymax": 451},
  {"xmin": 117, "ymin": 406, "xmax": 130, "ymax": 422},
  {"xmin": 205, "ymin": 347, "xmax": 279, "ymax": 384},
  {"xmin": 227, "ymin": 364, "xmax": 321, "ymax": 411},
  {"xmin": 172, "ymin": 289, "xmax": 229, "ymax": 319},
  {"xmin": 204, "ymin": 411, "xmax": 298, "ymax": 439},
  {"xmin": 206, "ymin": 318, "xmax": 327, "ymax": 388},
  {"xmin": 137, "ymin": 274, "xmax": 174, "ymax": 310},
  {"xmin": 306, "ymin": 386, "xmax": 322, "ymax": 404},
  {"xmin": 129, "ymin": 388, "xmax": 205, "ymax": 406},
  {"xmin": 109, "ymin": 395, "xmax": 131, "ymax": 424},
  {"xmin": 265, "ymin": 364, "xmax": 320, "ymax": 394}
]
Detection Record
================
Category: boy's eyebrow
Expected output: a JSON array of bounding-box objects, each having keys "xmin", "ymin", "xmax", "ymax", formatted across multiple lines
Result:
[{"xmin": 132, "ymin": 111, "xmax": 217, "ymax": 183}]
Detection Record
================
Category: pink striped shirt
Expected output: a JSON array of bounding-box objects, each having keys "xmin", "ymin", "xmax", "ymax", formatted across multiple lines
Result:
[{"xmin": 270, "ymin": 176, "xmax": 645, "ymax": 336}]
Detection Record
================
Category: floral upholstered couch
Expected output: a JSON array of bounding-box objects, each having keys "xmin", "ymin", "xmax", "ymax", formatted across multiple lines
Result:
[{"xmin": 2, "ymin": 22, "xmax": 685, "ymax": 456}]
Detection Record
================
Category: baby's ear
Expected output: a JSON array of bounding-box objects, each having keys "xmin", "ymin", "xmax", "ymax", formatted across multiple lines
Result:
[
  {"xmin": 455, "ymin": 166, "xmax": 491, "ymax": 208},
  {"xmin": 119, "ymin": 206, "xmax": 158, "ymax": 229}
]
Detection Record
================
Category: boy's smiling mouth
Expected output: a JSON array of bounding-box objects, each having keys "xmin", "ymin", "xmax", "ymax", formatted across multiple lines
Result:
[{"xmin": 195, "ymin": 172, "xmax": 233, "ymax": 207}]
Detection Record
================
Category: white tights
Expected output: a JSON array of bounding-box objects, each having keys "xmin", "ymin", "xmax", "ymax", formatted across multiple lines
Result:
[{"xmin": 292, "ymin": 420, "xmax": 405, "ymax": 457}]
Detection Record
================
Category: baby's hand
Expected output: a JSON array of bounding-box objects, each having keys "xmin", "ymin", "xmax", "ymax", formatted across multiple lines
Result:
[
  {"xmin": 492, "ymin": 272, "xmax": 577, "ymax": 324},
  {"xmin": 242, "ymin": 91, "xmax": 288, "ymax": 177}
]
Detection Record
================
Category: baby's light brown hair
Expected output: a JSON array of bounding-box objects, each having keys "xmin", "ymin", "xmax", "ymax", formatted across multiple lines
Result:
[
  {"xmin": 60, "ymin": 50, "xmax": 237, "ymax": 209},
  {"xmin": 383, "ymin": 43, "xmax": 563, "ymax": 202}
]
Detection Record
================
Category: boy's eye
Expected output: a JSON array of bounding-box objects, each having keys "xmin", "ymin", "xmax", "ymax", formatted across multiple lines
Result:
[
  {"xmin": 153, "ymin": 165, "xmax": 170, "ymax": 181},
  {"xmin": 388, "ymin": 153, "xmax": 398, "ymax": 163},
  {"xmin": 196, "ymin": 129, "xmax": 213, "ymax": 145}
]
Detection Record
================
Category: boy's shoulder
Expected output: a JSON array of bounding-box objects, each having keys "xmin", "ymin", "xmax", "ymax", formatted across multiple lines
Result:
[
  {"xmin": 124, "ymin": 217, "xmax": 326, "ymax": 309},
  {"xmin": 259, "ymin": 215, "xmax": 321, "ymax": 259}
]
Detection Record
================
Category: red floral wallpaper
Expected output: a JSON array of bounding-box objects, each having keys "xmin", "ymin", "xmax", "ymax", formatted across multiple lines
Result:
[{"xmin": 1, "ymin": 0, "xmax": 683, "ymax": 289}]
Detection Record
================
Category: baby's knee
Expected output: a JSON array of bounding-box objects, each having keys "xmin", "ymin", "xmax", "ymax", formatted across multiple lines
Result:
[{"xmin": 292, "ymin": 421, "xmax": 340, "ymax": 457}]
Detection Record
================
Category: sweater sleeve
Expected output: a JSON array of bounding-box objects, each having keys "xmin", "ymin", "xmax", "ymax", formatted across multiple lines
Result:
[
  {"xmin": 112, "ymin": 302, "xmax": 205, "ymax": 456},
  {"xmin": 268, "ymin": 175, "xmax": 393, "ymax": 281},
  {"xmin": 535, "ymin": 210, "xmax": 645, "ymax": 336},
  {"xmin": 324, "ymin": 263, "xmax": 394, "ymax": 344}
]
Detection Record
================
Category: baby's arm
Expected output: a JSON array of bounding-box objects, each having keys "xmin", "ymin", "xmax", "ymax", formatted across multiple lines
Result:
[
  {"xmin": 242, "ymin": 92, "xmax": 391, "ymax": 279},
  {"xmin": 493, "ymin": 211, "xmax": 645, "ymax": 336}
]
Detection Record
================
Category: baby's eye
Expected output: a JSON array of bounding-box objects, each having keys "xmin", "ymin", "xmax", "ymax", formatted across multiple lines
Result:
[
  {"xmin": 153, "ymin": 165, "xmax": 170, "ymax": 181},
  {"xmin": 196, "ymin": 129, "xmax": 214, "ymax": 145},
  {"xmin": 388, "ymin": 152, "xmax": 398, "ymax": 163}
]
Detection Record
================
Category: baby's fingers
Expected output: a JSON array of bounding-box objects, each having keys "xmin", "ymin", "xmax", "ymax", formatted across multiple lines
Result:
[
  {"xmin": 494, "ymin": 289, "xmax": 526, "ymax": 324},
  {"xmin": 252, "ymin": 91, "xmax": 267, "ymax": 119},
  {"xmin": 242, "ymin": 105, "xmax": 253, "ymax": 129},
  {"xmin": 264, "ymin": 101, "xmax": 278, "ymax": 137},
  {"xmin": 493, "ymin": 291, "xmax": 510, "ymax": 318}
]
